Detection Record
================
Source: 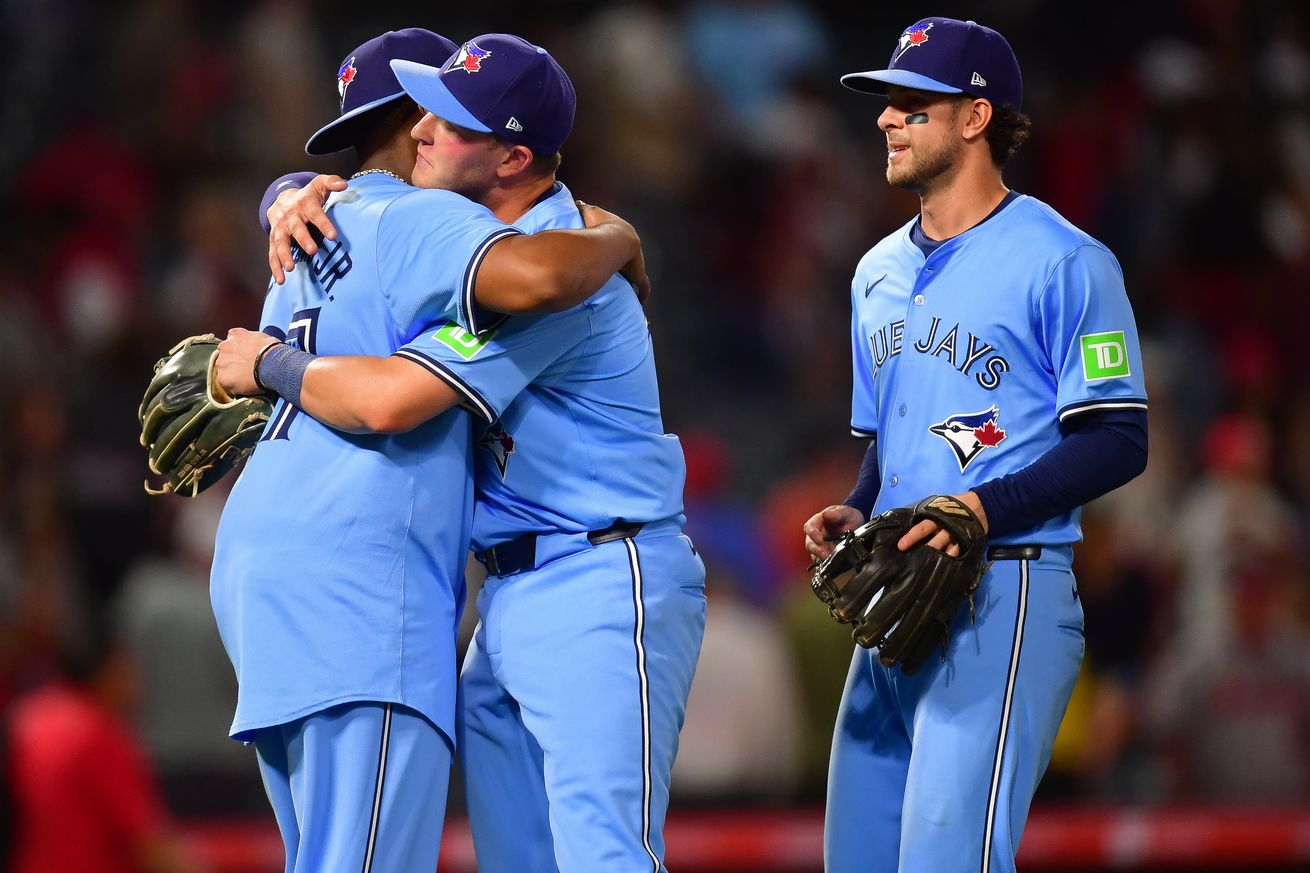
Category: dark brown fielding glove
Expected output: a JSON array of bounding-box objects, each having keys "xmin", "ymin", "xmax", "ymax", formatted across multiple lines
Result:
[
  {"xmin": 139, "ymin": 334, "xmax": 272, "ymax": 497},
  {"xmin": 811, "ymin": 495, "xmax": 988, "ymax": 674}
]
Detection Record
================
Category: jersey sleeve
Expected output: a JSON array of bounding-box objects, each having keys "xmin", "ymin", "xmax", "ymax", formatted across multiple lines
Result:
[
  {"xmin": 376, "ymin": 189, "xmax": 522, "ymax": 340},
  {"xmin": 258, "ymin": 171, "xmax": 317, "ymax": 233},
  {"xmin": 393, "ymin": 306, "xmax": 592, "ymax": 423},
  {"xmin": 1037, "ymin": 243, "xmax": 1148, "ymax": 423},
  {"xmin": 850, "ymin": 282, "xmax": 878, "ymax": 438}
]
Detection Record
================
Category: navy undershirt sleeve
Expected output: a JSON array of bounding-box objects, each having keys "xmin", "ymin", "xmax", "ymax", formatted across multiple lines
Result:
[
  {"xmin": 258, "ymin": 172, "xmax": 318, "ymax": 233},
  {"xmin": 973, "ymin": 408, "xmax": 1147, "ymax": 537},
  {"xmin": 842, "ymin": 436, "xmax": 881, "ymax": 519}
]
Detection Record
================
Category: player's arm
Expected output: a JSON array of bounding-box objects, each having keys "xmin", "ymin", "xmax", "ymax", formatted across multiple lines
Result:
[
  {"xmin": 897, "ymin": 409, "xmax": 1147, "ymax": 554},
  {"xmin": 968, "ymin": 408, "xmax": 1147, "ymax": 535},
  {"xmin": 473, "ymin": 204, "xmax": 647, "ymax": 313},
  {"xmin": 215, "ymin": 329, "xmax": 455, "ymax": 434},
  {"xmin": 298, "ymin": 354, "xmax": 457, "ymax": 434},
  {"xmin": 804, "ymin": 436, "xmax": 878, "ymax": 561},
  {"xmin": 262, "ymin": 173, "xmax": 648, "ymax": 307},
  {"xmin": 261, "ymin": 173, "xmax": 346, "ymax": 283}
]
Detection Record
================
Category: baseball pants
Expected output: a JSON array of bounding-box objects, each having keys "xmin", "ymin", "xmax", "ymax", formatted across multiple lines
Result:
[
  {"xmin": 254, "ymin": 701, "xmax": 453, "ymax": 873},
  {"xmin": 825, "ymin": 547, "xmax": 1084, "ymax": 873},
  {"xmin": 460, "ymin": 524, "xmax": 707, "ymax": 873}
]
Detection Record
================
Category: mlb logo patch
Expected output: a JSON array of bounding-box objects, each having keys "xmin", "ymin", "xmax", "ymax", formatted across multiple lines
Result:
[{"xmin": 1080, "ymin": 331, "xmax": 1130, "ymax": 381}]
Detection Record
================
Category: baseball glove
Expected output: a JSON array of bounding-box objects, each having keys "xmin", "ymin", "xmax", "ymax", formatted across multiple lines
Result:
[
  {"xmin": 139, "ymin": 333, "xmax": 272, "ymax": 497},
  {"xmin": 811, "ymin": 494, "xmax": 988, "ymax": 673}
]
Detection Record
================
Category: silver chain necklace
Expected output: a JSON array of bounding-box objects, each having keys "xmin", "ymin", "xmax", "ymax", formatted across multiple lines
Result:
[{"xmin": 350, "ymin": 168, "xmax": 406, "ymax": 183}]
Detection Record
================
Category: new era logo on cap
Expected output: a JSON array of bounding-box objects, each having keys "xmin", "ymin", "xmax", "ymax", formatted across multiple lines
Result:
[
  {"xmin": 971, "ymin": 72, "xmax": 987, "ymax": 87},
  {"xmin": 506, "ymin": 117, "xmax": 523, "ymax": 132}
]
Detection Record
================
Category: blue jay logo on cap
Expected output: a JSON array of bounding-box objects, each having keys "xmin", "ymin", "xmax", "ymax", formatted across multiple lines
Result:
[
  {"xmin": 337, "ymin": 56, "xmax": 357, "ymax": 105},
  {"xmin": 892, "ymin": 22, "xmax": 933, "ymax": 63},
  {"xmin": 449, "ymin": 42, "xmax": 492, "ymax": 74}
]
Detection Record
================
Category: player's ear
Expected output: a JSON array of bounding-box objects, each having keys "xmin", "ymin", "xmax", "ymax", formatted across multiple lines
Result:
[
  {"xmin": 497, "ymin": 143, "xmax": 536, "ymax": 178},
  {"xmin": 962, "ymin": 98, "xmax": 992, "ymax": 142}
]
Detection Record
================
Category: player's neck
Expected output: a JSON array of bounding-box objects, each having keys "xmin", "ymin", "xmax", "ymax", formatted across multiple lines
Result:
[
  {"xmin": 355, "ymin": 144, "xmax": 414, "ymax": 185},
  {"xmin": 481, "ymin": 176, "xmax": 556, "ymax": 224},
  {"xmin": 918, "ymin": 166, "xmax": 1008, "ymax": 241}
]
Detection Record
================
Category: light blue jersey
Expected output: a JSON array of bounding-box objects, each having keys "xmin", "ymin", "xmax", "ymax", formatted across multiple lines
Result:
[
  {"xmin": 388, "ymin": 181, "xmax": 703, "ymax": 873},
  {"xmin": 394, "ymin": 182, "xmax": 687, "ymax": 550},
  {"xmin": 829, "ymin": 193, "xmax": 1147, "ymax": 873},
  {"xmin": 849, "ymin": 194, "xmax": 1147, "ymax": 550},
  {"xmin": 211, "ymin": 175, "xmax": 520, "ymax": 743}
]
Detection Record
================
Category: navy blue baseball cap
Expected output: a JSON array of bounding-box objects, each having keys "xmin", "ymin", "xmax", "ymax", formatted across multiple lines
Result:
[
  {"xmin": 841, "ymin": 17, "xmax": 1022, "ymax": 111},
  {"xmin": 391, "ymin": 34, "xmax": 576, "ymax": 156},
  {"xmin": 305, "ymin": 28, "xmax": 460, "ymax": 155}
]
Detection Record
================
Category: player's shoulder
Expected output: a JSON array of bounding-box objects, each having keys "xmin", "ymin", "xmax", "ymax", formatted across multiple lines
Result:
[
  {"xmin": 517, "ymin": 182, "xmax": 583, "ymax": 233},
  {"xmin": 380, "ymin": 185, "xmax": 499, "ymax": 229},
  {"xmin": 523, "ymin": 182, "xmax": 640, "ymax": 313},
  {"xmin": 854, "ymin": 215, "xmax": 919, "ymax": 278},
  {"xmin": 1003, "ymin": 195, "xmax": 1116, "ymax": 263}
]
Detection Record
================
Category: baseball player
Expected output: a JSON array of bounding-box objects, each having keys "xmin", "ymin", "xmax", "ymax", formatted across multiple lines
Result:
[
  {"xmin": 218, "ymin": 34, "xmax": 705, "ymax": 873},
  {"xmin": 209, "ymin": 29, "xmax": 645, "ymax": 873},
  {"xmin": 802, "ymin": 17, "xmax": 1147, "ymax": 873}
]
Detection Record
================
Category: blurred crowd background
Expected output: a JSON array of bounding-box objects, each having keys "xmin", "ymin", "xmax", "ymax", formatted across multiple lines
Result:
[{"xmin": 3, "ymin": 0, "xmax": 1310, "ymax": 865}]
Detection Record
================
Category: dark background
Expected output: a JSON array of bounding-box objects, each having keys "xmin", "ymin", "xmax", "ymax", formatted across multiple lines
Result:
[{"xmin": 2, "ymin": 0, "xmax": 1308, "ymax": 869}]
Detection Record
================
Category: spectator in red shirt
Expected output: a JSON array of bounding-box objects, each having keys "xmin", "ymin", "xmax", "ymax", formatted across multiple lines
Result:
[{"xmin": 6, "ymin": 633, "xmax": 201, "ymax": 873}]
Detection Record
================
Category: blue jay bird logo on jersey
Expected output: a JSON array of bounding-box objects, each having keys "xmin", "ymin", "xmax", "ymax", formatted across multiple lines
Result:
[
  {"xmin": 929, "ymin": 405, "xmax": 1006, "ymax": 472},
  {"xmin": 478, "ymin": 423, "xmax": 515, "ymax": 477}
]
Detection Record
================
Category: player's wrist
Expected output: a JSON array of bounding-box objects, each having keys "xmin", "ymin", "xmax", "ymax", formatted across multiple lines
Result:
[
  {"xmin": 966, "ymin": 484, "xmax": 995, "ymax": 530},
  {"xmin": 251, "ymin": 340, "xmax": 281, "ymax": 394},
  {"xmin": 255, "ymin": 342, "xmax": 314, "ymax": 405}
]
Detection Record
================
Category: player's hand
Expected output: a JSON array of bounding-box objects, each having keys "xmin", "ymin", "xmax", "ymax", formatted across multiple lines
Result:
[
  {"xmin": 267, "ymin": 174, "xmax": 347, "ymax": 284},
  {"xmin": 216, "ymin": 328, "xmax": 280, "ymax": 397},
  {"xmin": 577, "ymin": 200, "xmax": 650, "ymax": 304},
  {"xmin": 897, "ymin": 491, "xmax": 988, "ymax": 557},
  {"xmin": 804, "ymin": 504, "xmax": 866, "ymax": 562}
]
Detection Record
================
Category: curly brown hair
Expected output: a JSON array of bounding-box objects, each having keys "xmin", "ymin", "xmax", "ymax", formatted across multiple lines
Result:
[{"xmin": 984, "ymin": 103, "xmax": 1031, "ymax": 167}]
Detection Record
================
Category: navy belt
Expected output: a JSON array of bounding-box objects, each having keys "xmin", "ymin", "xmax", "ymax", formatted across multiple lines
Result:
[
  {"xmin": 986, "ymin": 545, "xmax": 1041, "ymax": 561},
  {"xmin": 476, "ymin": 520, "xmax": 645, "ymax": 577}
]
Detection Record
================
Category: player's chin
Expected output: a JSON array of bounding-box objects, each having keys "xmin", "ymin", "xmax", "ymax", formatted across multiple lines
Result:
[
  {"xmin": 886, "ymin": 165, "xmax": 920, "ymax": 190},
  {"xmin": 411, "ymin": 165, "xmax": 435, "ymax": 190}
]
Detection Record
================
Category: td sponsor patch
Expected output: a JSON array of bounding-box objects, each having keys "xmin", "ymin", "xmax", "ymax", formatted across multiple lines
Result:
[
  {"xmin": 433, "ymin": 321, "xmax": 498, "ymax": 360},
  {"xmin": 1080, "ymin": 331, "xmax": 1130, "ymax": 381}
]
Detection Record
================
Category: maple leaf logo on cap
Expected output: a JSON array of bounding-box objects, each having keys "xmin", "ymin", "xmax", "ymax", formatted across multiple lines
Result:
[
  {"xmin": 893, "ymin": 22, "xmax": 934, "ymax": 62},
  {"xmin": 337, "ymin": 56, "xmax": 357, "ymax": 105}
]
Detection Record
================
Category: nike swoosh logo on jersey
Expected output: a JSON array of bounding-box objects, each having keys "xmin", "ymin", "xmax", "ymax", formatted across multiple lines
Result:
[{"xmin": 864, "ymin": 274, "xmax": 886, "ymax": 297}]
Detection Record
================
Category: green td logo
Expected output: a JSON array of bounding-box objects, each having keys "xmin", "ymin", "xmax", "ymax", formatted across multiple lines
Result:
[
  {"xmin": 1080, "ymin": 331, "xmax": 1130, "ymax": 381},
  {"xmin": 433, "ymin": 321, "xmax": 497, "ymax": 360}
]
